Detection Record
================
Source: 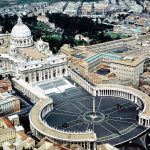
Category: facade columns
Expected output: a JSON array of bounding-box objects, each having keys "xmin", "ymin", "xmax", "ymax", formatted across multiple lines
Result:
[
  {"xmin": 87, "ymin": 142, "xmax": 90, "ymax": 150},
  {"xmin": 55, "ymin": 67, "xmax": 57, "ymax": 78},
  {"xmin": 43, "ymin": 70, "xmax": 45, "ymax": 80},
  {"xmin": 28, "ymin": 72, "xmax": 32, "ymax": 83},
  {"xmin": 47, "ymin": 69, "xmax": 50, "ymax": 79},
  {"xmin": 135, "ymin": 96, "xmax": 137, "ymax": 104},
  {"xmin": 65, "ymin": 65, "xmax": 68, "ymax": 76},
  {"xmin": 141, "ymin": 118, "xmax": 143, "ymax": 125},
  {"xmin": 39, "ymin": 71, "xmax": 42, "ymax": 81},
  {"xmin": 140, "ymin": 118, "xmax": 143, "ymax": 125},
  {"xmin": 93, "ymin": 90, "xmax": 96, "ymax": 96},
  {"xmin": 148, "ymin": 119, "xmax": 150, "ymax": 127},
  {"xmin": 51, "ymin": 69, "xmax": 53, "ymax": 79},
  {"xmin": 34, "ymin": 71, "xmax": 36, "ymax": 82},
  {"xmin": 94, "ymin": 142, "xmax": 96, "ymax": 150}
]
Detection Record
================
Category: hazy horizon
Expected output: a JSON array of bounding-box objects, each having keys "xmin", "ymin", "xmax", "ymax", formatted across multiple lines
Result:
[
  {"xmin": 0, "ymin": 0, "xmax": 95, "ymax": 6},
  {"xmin": 0, "ymin": 0, "xmax": 146, "ymax": 8}
]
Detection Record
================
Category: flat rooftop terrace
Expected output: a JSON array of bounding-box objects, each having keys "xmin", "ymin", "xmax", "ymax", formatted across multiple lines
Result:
[{"xmin": 33, "ymin": 78, "xmax": 74, "ymax": 95}]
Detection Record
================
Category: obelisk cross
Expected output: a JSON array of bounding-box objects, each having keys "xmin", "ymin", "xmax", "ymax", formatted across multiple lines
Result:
[{"xmin": 93, "ymin": 97, "xmax": 96, "ymax": 115}]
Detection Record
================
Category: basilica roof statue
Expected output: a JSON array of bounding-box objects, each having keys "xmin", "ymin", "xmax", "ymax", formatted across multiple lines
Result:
[{"xmin": 10, "ymin": 16, "xmax": 34, "ymax": 48}]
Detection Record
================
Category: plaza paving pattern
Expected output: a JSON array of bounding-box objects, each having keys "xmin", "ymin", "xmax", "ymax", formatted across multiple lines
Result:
[{"xmin": 44, "ymin": 87, "xmax": 147, "ymax": 145}]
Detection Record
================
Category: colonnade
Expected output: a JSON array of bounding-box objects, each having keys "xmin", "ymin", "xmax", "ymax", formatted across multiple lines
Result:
[
  {"xmin": 41, "ymin": 103, "xmax": 53, "ymax": 118},
  {"xmin": 30, "ymin": 125, "xmax": 95, "ymax": 150},
  {"xmin": 68, "ymin": 68, "xmax": 150, "ymax": 128},
  {"xmin": 138, "ymin": 117, "xmax": 150, "ymax": 127},
  {"xmin": 12, "ymin": 78, "xmax": 47, "ymax": 102},
  {"xmin": 29, "ymin": 97, "xmax": 97, "ymax": 150},
  {"xmin": 0, "ymin": 58, "xmax": 13, "ymax": 70},
  {"xmin": 39, "ymin": 104, "xmax": 96, "ymax": 149},
  {"xmin": 58, "ymin": 141, "xmax": 95, "ymax": 150}
]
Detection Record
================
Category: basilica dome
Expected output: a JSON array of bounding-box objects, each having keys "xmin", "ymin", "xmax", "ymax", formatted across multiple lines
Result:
[
  {"xmin": 11, "ymin": 23, "xmax": 31, "ymax": 38},
  {"xmin": 10, "ymin": 17, "xmax": 34, "ymax": 48}
]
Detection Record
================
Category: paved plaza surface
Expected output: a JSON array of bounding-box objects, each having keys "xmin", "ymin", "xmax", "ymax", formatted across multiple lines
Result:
[
  {"xmin": 33, "ymin": 78, "xmax": 74, "ymax": 94},
  {"xmin": 43, "ymin": 85, "xmax": 147, "ymax": 145}
]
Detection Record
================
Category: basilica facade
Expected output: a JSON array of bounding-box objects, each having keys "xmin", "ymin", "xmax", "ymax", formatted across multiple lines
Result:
[{"xmin": 0, "ymin": 17, "xmax": 67, "ymax": 83}]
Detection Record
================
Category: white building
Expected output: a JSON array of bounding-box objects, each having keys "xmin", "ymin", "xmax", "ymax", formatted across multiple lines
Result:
[
  {"xmin": 8, "ymin": 114, "xmax": 20, "ymax": 126},
  {"xmin": 0, "ymin": 16, "xmax": 68, "ymax": 83}
]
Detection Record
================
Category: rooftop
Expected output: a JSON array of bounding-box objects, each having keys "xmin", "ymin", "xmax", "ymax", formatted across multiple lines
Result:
[
  {"xmin": 85, "ymin": 53, "xmax": 122, "ymax": 63},
  {"xmin": 8, "ymin": 114, "xmax": 19, "ymax": 120},
  {"xmin": 21, "ymin": 47, "xmax": 48, "ymax": 60},
  {"xmin": 112, "ymin": 56, "xmax": 144, "ymax": 67},
  {"xmin": 140, "ymin": 71, "xmax": 150, "ymax": 78},
  {"xmin": 2, "ymin": 117, "xmax": 14, "ymax": 128}
]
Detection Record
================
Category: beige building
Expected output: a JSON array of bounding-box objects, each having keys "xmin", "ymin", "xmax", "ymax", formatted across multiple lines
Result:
[
  {"xmin": 110, "ymin": 56, "xmax": 145, "ymax": 86},
  {"xmin": 61, "ymin": 32, "xmax": 150, "ymax": 87},
  {"xmin": 34, "ymin": 139, "xmax": 69, "ymax": 150},
  {"xmin": 0, "ymin": 79, "xmax": 20, "ymax": 116},
  {"xmin": 37, "ymin": 15, "xmax": 49, "ymax": 23},
  {"xmin": 0, "ymin": 79, "xmax": 12, "ymax": 93},
  {"xmin": 113, "ymin": 25, "xmax": 146, "ymax": 36},
  {"xmin": 61, "ymin": 39, "xmax": 145, "ymax": 87},
  {"xmin": 81, "ymin": 3, "xmax": 92, "ymax": 15},
  {"xmin": 140, "ymin": 71, "xmax": 150, "ymax": 85},
  {"xmin": 8, "ymin": 114, "xmax": 20, "ymax": 126},
  {"xmin": 139, "ymin": 85, "xmax": 150, "ymax": 96},
  {"xmin": 0, "ymin": 117, "xmax": 16, "ymax": 147},
  {"xmin": 0, "ymin": 92, "xmax": 20, "ymax": 115},
  {"xmin": 1, "ymin": 114, "xmax": 35, "ymax": 150},
  {"xmin": 2, "ymin": 131, "xmax": 35, "ymax": 150}
]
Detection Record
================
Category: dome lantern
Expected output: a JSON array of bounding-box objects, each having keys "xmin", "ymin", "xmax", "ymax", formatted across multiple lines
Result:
[{"xmin": 17, "ymin": 16, "xmax": 23, "ymax": 25}]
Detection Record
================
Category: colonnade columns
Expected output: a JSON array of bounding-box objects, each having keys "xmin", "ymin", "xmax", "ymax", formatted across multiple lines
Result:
[
  {"xmin": 43, "ymin": 70, "xmax": 45, "ymax": 80},
  {"xmin": 51, "ymin": 69, "xmax": 54, "ymax": 79},
  {"xmin": 60, "ymin": 66, "xmax": 63, "ymax": 77},
  {"xmin": 93, "ymin": 142, "xmax": 96, "ymax": 150},
  {"xmin": 39, "ymin": 71, "xmax": 42, "ymax": 81},
  {"xmin": 139, "ymin": 117, "xmax": 142, "ymax": 125},
  {"xmin": 139, "ymin": 117, "xmax": 144, "ymax": 125},
  {"xmin": 135, "ymin": 96, "xmax": 137, "ymax": 104},
  {"xmin": 34, "ymin": 72, "xmax": 37, "ymax": 82},
  {"xmin": 47, "ymin": 69, "xmax": 50, "ymax": 79},
  {"xmin": 65, "ymin": 66, "xmax": 68, "ymax": 76},
  {"xmin": 28, "ymin": 72, "xmax": 32, "ymax": 83},
  {"xmin": 55, "ymin": 68, "xmax": 58, "ymax": 77},
  {"xmin": 93, "ymin": 90, "xmax": 96, "ymax": 96},
  {"xmin": 144, "ymin": 118, "xmax": 150, "ymax": 127},
  {"xmin": 87, "ymin": 142, "xmax": 91, "ymax": 150},
  {"xmin": 146, "ymin": 120, "xmax": 149, "ymax": 126},
  {"xmin": 83, "ymin": 142, "xmax": 86, "ymax": 149},
  {"xmin": 131, "ymin": 95, "xmax": 134, "ymax": 102}
]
